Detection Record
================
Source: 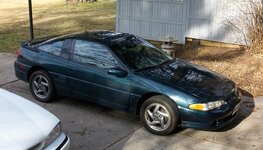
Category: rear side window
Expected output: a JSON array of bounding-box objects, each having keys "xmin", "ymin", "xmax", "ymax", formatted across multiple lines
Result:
[
  {"xmin": 73, "ymin": 39, "xmax": 118, "ymax": 69},
  {"xmin": 38, "ymin": 40, "xmax": 64, "ymax": 56}
]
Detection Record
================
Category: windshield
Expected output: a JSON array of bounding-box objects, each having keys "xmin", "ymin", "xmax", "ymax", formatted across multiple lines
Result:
[{"xmin": 110, "ymin": 35, "xmax": 172, "ymax": 70}]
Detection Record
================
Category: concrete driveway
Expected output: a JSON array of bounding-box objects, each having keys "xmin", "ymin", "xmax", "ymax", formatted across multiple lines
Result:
[{"xmin": 1, "ymin": 53, "xmax": 263, "ymax": 150}]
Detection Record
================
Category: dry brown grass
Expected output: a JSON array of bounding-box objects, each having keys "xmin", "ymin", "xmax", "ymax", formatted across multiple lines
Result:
[{"xmin": 175, "ymin": 45, "xmax": 263, "ymax": 97}]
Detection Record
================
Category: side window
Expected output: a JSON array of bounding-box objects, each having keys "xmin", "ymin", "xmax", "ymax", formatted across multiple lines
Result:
[
  {"xmin": 73, "ymin": 39, "xmax": 118, "ymax": 69},
  {"xmin": 38, "ymin": 41, "xmax": 64, "ymax": 56}
]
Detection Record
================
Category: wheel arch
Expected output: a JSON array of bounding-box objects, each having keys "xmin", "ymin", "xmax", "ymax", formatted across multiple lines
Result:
[
  {"xmin": 136, "ymin": 93, "xmax": 182, "ymax": 123},
  {"xmin": 27, "ymin": 66, "xmax": 46, "ymax": 81},
  {"xmin": 136, "ymin": 92, "xmax": 164, "ymax": 115}
]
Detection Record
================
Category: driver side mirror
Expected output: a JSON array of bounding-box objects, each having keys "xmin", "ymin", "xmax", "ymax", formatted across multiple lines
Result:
[{"xmin": 108, "ymin": 68, "xmax": 128, "ymax": 77}]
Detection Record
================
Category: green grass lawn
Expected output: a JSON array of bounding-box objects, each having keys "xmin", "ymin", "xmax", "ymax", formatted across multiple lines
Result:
[{"xmin": 0, "ymin": 0, "xmax": 116, "ymax": 53}]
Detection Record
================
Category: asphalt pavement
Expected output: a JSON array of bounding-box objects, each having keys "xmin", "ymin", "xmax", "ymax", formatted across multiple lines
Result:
[{"xmin": 1, "ymin": 53, "xmax": 262, "ymax": 150}]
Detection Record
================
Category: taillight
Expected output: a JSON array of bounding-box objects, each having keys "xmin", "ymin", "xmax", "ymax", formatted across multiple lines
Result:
[{"xmin": 17, "ymin": 49, "xmax": 21, "ymax": 58}]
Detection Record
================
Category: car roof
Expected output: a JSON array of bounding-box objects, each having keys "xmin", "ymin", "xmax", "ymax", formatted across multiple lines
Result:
[{"xmin": 51, "ymin": 31, "xmax": 131, "ymax": 47}]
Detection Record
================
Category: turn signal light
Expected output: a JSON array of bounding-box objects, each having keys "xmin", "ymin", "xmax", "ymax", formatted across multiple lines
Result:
[
  {"xmin": 189, "ymin": 104, "xmax": 206, "ymax": 111},
  {"xmin": 17, "ymin": 49, "xmax": 21, "ymax": 58},
  {"xmin": 189, "ymin": 100, "xmax": 227, "ymax": 111}
]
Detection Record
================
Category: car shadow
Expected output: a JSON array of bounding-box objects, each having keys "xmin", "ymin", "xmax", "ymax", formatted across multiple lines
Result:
[{"xmin": 56, "ymin": 95, "xmax": 140, "ymax": 120}]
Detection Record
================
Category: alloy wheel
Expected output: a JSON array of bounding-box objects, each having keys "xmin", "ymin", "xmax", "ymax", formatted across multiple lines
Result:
[
  {"xmin": 144, "ymin": 103, "xmax": 171, "ymax": 132},
  {"xmin": 32, "ymin": 75, "xmax": 50, "ymax": 99}
]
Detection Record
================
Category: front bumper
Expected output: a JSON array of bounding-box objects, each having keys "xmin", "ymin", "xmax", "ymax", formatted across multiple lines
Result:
[
  {"xmin": 180, "ymin": 94, "xmax": 242, "ymax": 130},
  {"xmin": 44, "ymin": 133, "xmax": 70, "ymax": 150}
]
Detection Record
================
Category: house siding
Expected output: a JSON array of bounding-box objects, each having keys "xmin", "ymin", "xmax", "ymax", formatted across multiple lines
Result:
[{"xmin": 116, "ymin": 0, "xmax": 247, "ymax": 45}]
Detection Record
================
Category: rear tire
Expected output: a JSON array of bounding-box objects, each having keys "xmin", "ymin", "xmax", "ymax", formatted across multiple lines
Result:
[
  {"xmin": 29, "ymin": 70, "xmax": 55, "ymax": 103},
  {"xmin": 140, "ymin": 95, "xmax": 179, "ymax": 135}
]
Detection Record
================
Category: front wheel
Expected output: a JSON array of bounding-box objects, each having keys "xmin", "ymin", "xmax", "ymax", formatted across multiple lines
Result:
[
  {"xmin": 29, "ymin": 70, "xmax": 55, "ymax": 102},
  {"xmin": 140, "ymin": 95, "xmax": 179, "ymax": 135}
]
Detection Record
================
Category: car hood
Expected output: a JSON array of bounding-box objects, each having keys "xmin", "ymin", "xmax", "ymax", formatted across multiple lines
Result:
[
  {"xmin": 0, "ymin": 89, "xmax": 59, "ymax": 150},
  {"xmin": 136, "ymin": 59, "xmax": 236, "ymax": 101}
]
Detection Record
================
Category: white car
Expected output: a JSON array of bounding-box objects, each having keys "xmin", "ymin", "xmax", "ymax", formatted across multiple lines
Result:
[{"xmin": 0, "ymin": 89, "xmax": 70, "ymax": 150}]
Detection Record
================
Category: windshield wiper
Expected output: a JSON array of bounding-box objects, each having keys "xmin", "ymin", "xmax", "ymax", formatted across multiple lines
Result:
[
  {"xmin": 134, "ymin": 65, "xmax": 158, "ymax": 72},
  {"xmin": 135, "ymin": 59, "xmax": 174, "ymax": 72},
  {"xmin": 158, "ymin": 59, "xmax": 174, "ymax": 66}
]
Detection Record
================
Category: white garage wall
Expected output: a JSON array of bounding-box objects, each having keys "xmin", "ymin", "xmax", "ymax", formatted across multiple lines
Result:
[
  {"xmin": 116, "ymin": 0, "xmax": 248, "ymax": 45},
  {"xmin": 186, "ymin": 0, "xmax": 248, "ymax": 44},
  {"xmin": 116, "ymin": 0, "xmax": 188, "ymax": 43}
]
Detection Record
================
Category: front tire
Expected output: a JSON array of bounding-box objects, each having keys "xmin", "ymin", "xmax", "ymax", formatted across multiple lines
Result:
[
  {"xmin": 140, "ymin": 95, "xmax": 179, "ymax": 135},
  {"xmin": 29, "ymin": 70, "xmax": 54, "ymax": 102}
]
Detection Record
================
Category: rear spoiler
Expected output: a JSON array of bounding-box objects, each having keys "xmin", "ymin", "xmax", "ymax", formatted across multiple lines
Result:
[{"xmin": 21, "ymin": 34, "xmax": 63, "ymax": 47}]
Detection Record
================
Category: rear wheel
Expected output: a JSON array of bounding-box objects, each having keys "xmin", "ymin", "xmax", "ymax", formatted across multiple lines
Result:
[
  {"xmin": 29, "ymin": 70, "xmax": 54, "ymax": 102},
  {"xmin": 140, "ymin": 95, "xmax": 179, "ymax": 135}
]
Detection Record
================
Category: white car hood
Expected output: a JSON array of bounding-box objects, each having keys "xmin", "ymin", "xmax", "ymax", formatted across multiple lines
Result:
[{"xmin": 0, "ymin": 89, "xmax": 59, "ymax": 150}]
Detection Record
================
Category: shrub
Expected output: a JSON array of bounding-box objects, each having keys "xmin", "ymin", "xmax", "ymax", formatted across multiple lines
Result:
[{"xmin": 247, "ymin": 1, "xmax": 263, "ymax": 52}]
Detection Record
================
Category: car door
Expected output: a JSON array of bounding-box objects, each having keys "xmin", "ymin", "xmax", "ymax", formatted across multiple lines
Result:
[
  {"xmin": 68, "ymin": 39, "xmax": 131, "ymax": 110},
  {"xmin": 35, "ymin": 39, "xmax": 71, "ymax": 96}
]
